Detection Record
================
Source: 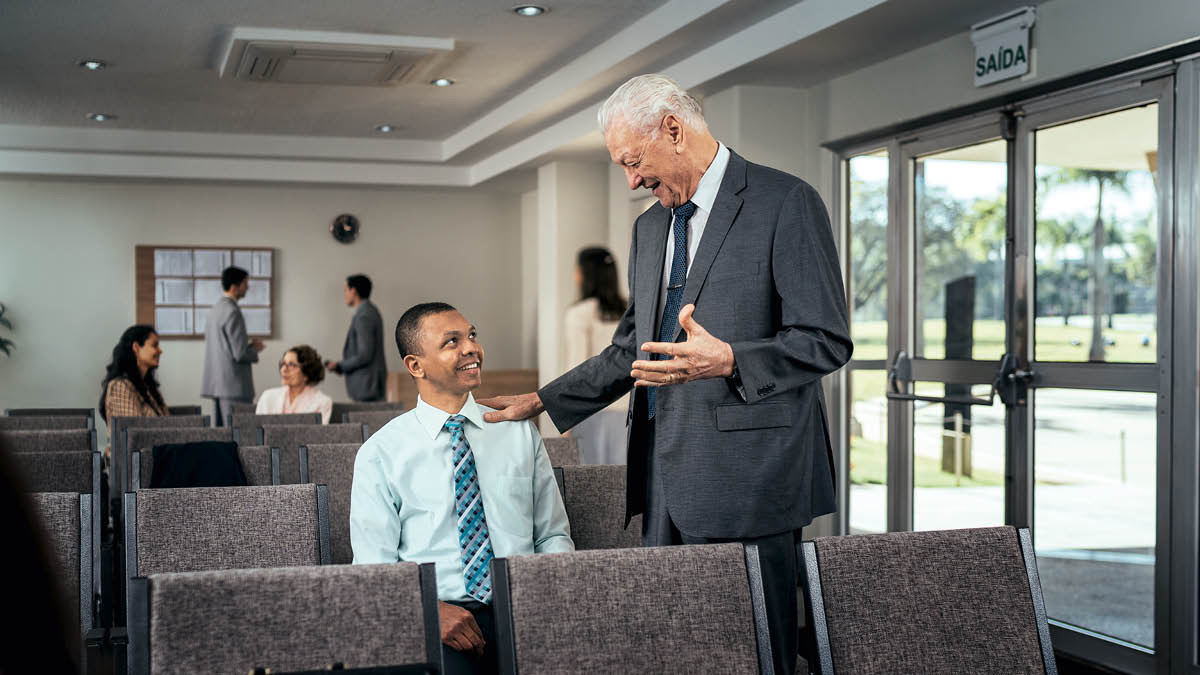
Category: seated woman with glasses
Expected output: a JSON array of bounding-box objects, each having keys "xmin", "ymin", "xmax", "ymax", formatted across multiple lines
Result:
[{"xmin": 255, "ymin": 345, "xmax": 334, "ymax": 423}]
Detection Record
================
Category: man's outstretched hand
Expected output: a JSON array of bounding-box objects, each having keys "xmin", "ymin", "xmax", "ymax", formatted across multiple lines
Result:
[
  {"xmin": 479, "ymin": 392, "xmax": 544, "ymax": 423},
  {"xmin": 439, "ymin": 601, "xmax": 485, "ymax": 656},
  {"xmin": 631, "ymin": 304, "xmax": 735, "ymax": 387}
]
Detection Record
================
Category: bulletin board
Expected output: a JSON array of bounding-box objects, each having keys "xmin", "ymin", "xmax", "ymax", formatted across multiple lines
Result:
[{"xmin": 135, "ymin": 245, "xmax": 275, "ymax": 339}]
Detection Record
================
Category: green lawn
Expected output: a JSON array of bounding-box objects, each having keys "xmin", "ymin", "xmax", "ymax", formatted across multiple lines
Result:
[{"xmin": 850, "ymin": 437, "xmax": 1005, "ymax": 488}]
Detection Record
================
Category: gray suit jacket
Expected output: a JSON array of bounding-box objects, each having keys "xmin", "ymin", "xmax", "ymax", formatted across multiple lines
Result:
[
  {"xmin": 540, "ymin": 150, "xmax": 853, "ymax": 538},
  {"xmin": 200, "ymin": 296, "xmax": 258, "ymax": 400},
  {"xmin": 340, "ymin": 300, "xmax": 387, "ymax": 401}
]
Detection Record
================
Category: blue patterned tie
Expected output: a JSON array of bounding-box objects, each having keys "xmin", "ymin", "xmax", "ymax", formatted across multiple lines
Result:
[
  {"xmin": 444, "ymin": 414, "xmax": 494, "ymax": 603},
  {"xmin": 648, "ymin": 200, "xmax": 697, "ymax": 420}
]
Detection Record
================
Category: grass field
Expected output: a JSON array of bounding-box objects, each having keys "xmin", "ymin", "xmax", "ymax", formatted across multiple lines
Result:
[{"xmin": 850, "ymin": 437, "xmax": 1005, "ymax": 488}]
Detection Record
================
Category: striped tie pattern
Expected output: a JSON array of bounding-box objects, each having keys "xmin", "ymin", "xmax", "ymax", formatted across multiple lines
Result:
[
  {"xmin": 444, "ymin": 414, "xmax": 494, "ymax": 603},
  {"xmin": 648, "ymin": 200, "xmax": 697, "ymax": 419}
]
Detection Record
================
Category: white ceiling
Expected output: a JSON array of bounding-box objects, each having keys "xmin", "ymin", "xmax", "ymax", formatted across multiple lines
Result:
[{"xmin": 0, "ymin": 0, "xmax": 1050, "ymax": 189}]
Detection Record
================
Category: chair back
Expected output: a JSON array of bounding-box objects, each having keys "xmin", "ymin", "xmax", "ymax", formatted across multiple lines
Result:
[
  {"xmin": 0, "ymin": 415, "xmax": 91, "ymax": 430},
  {"xmin": 127, "ymin": 563, "xmax": 440, "ymax": 675},
  {"xmin": 345, "ymin": 410, "xmax": 404, "ymax": 437},
  {"xmin": 123, "ymin": 427, "xmax": 236, "ymax": 493},
  {"xmin": 165, "ymin": 405, "xmax": 202, "ymax": 416},
  {"xmin": 7, "ymin": 407, "xmax": 95, "ymax": 419},
  {"xmin": 553, "ymin": 465, "xmax": 641, "ymax": 550},
  {"xmin": 231, "ymin": 412, "xmax": 321, "ymax": 445},
  {"xmin": 13, "ymin": 451, "xmax": 100, "ymax": 495},
  {"xmin": 230, "ymin": 402, "xmax": 258, "ymax": 416},
  {"xmin": 263, "ymin": 423, "xmax": 366, "ymax": 484},
  {"xmin": 110, "ymin": 415, "xmax": 209, "ymax": 502},
  {"xmin": 131, "ymin": 445, "xmax": 280, "ymax": 490},
  {"xmin": 542, "ymin": 437, "xmax": 581, "ymax": 466},
  {"xmin": 299, "ymin": 443, "xmax": 363, "ymax": 564},
  {"xmin": 493, "ymin": 543, "xmax": 771, "ymax": 674},
  {"xmin": 801, "ymin": 526, "xmax": 1056, "ymax": 675},
  {"xmin": 28, "ymin": 492, "xmax": 96, "ymax": 665},
  {"xmin": 1, "ymin": 429, "xmax": 96, "ymax": 454},
  {"xmin": 333, "ymin": 400, "xmax": 404, "ymax": 423}
]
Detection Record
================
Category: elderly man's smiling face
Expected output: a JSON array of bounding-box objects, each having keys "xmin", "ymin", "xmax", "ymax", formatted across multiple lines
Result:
[{"xmin": 605, "ymin": 114, "xmax": 696, "ymax": 209}]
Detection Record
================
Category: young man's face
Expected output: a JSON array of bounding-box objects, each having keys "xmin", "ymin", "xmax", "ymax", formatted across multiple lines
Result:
[
  {"xmin": 344, "ymin": 284, "xmax": 357, "ymax": 306},
  {"xmin": 234, "ymin": 278, "xmax": 250, "ymax": 299},
  {"xmin": 407, "ymin": 310, "xmax": 483, "ymax": 395}
]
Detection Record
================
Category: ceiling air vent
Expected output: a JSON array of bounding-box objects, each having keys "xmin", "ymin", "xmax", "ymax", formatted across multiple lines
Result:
[{"xmin": 218, "ymin": 27, "xmax": 455, "ymax": 87}]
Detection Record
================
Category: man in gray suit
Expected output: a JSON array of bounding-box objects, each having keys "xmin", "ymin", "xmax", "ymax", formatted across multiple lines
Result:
[
  {"xmin": 201, "ymin": 266, "xmax": 265, "ymax": 427},
  {"xmin": 481, "ymin": 74, "xmax": 852, "ymax": 674},
  {"xmin": 326, "ymin": 274, "xmax": 387, "ymax": 402}
]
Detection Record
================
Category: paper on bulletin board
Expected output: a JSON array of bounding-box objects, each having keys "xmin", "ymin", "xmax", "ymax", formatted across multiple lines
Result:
[
  {"xmin": 234, "ymin": 250, "xmax": 272, "ymax": 277},
  {"xmin": 193, "ymin": 250, "xmax": 231, "ymax": 276},
  {"xmin": 155, "ymin": 307, "xmax": 193, "ymax": 335},
  {"xmin": 242, "ymin": 279, "xmax": 270, "ymax": 306},
  {"xmin": 242, "ymin": 308, "xmax": 271, "ymax": 336},
  {"xmin": 154, "ymin": 250, "xmax": 192, "ymax": 276}
]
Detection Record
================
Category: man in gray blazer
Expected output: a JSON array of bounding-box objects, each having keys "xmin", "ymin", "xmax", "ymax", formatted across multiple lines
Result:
[
  {"xmin": 327, "ymin": 274, "xmax": 387, "ymax": 402},
  {"xmin": 201, "ymin": 266, "xmax": 265, "ymax": 426},
  {"xmin": 481, "ymin": 74, "xmax": 852, "ymax": 674}
]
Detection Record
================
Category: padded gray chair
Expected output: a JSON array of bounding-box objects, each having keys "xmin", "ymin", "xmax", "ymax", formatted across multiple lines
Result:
[
  {"xmin": 14, "ymin": 451, "xmax": 101, "ymax": 495},
  {"xmin": 800, "ymin": 526, "xmax": 1056, "ymax": 674},
  {"xmin": 123, "ymin": 483, "xmax": 333, "ymax": 665},
  {"xmin": 29, "ymin": 491, "xmax": 100, "ymax": 671},
  {"xmin": 165, "ymin": 405, "xmax": 202, "ymax": 416},
  {"xmin": 131, "ymin": 445, "xmax": 280, "ymax": 490},
  {"xmin": 231, "ymin": 412, "xmax": 320, "ymax": 445},
  {"xmin": 299, "ymin": 443, "xmax": 364, "ymax": 564},
  {"xmin": 0, "ymin": 414, "xmax": 92, "ymax": 430},
  {"xmin": 229, "ymin": 402, "xmax": 258, "ymax": 416},
  {"xmin": 123, "ymin": 426, "xmax": 236, "ymax": 495},
  {"xmin": 334, "ymin": 400, "xmax": 405, "ymax": 423},
  {"xmin": 494, "ymin": 543, "xmax": 772, "ymax": 674},
  {"xmin": 542, "ymin": 436, "xmax": 581, "ymax": 466},
  {"xmin": 345, "ymin": 409, "xmax": 404, "ymax": 437},
  {"xmin": 1, "ymin": 428, "xmax": 96, "ymax": 453},
  {"xmin": 110, "ymin": 415, "xmax": 210, "ymax": 506},
  {"xmin": 7, "ymin": 407, "xmax": 95, "ymax": 420},
  {"xmin": 127, "ymin": 563, "xmax": 440, "ymax": 675},
  {"xmin": 263, "ymin": 423, "xmax": 367, "ymax": 484},
  {"xmin": 552, "ymin": 465, "xmax": 641, "ymax": 550}
]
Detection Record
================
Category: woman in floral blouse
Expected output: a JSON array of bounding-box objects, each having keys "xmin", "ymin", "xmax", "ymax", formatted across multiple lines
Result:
[{"xmin": 99, "ymin": 324, "xmax": 168, "ymax": 425}]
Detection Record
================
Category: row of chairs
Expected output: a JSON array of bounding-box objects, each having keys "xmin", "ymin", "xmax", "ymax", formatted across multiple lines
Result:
[
  {"xmin": 4, "ymin": 401, "xmax": 404, "ymax": 425},
  {"xmin": 28, "ymin": 477, "xmax": 1058, "ymax": 674}
]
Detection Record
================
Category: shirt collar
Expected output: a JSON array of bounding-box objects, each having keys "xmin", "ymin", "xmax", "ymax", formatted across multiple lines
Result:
[
  {"xmin": 414, "ymin": 392, "xmax": 484, "ymax": 440},
  {"xmin": 680, "ymin": 141, "xmax": 730, "ymax": 216}
]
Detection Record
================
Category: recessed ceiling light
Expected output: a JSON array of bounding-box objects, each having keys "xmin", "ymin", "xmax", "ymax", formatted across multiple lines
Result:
[
  {"xmin": 78, "ymin": 59, "xmax": 107, "ymax": 71},
  {"xmin": 86, "ymin": 113, "xmax": 117, "ymax": 122},
  {"xmin": 375, "ymin": 124, "xmax": 396, "ymax": 133},
  {"xmin": 430, "ymin": 77, "xmax": 454, "ymax": 87},
  {"xmin": 513, "ymin": 5, "xmax": 546, "ymax": 16}
]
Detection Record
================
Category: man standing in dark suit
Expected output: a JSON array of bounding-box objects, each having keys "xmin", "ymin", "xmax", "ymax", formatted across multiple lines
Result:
[
  {"xmin": 327, "ymin": 274, "xmax": 387, "ymax": 402},
  {"xmin": 481, "ymin": 73, "xmax": 852, "ymax": 674}
]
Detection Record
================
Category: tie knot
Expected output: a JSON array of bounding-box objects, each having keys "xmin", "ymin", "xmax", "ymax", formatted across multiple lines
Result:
[
  {"xmin": 674, "ymin": 201, "xmax": 697, "ymax": 222},
  {"xmin": 443, "ymin": 414, "xmax": 467, "ymax": 432}
]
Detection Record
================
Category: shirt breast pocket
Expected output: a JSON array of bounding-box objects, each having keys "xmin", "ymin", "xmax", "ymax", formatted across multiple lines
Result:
[{"xmin": 484, "ymin": 475, "xmax": 534, "ymax": 542}]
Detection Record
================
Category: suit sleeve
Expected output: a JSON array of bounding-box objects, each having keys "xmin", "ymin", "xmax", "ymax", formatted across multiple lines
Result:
[
  {"xmin": 539, "ymin": 222, "xmax": 639, "ymax": 432},
  {"xmin": 340, "ymin": 312, "xmax": 378, "ymax": 373},
  {"xmin": 730, "ymin": 181, "xmax": 852, "ymax": 403},
  {"xmin": 225, "ymin": 309, "xmax": 260, "ymax": 364}
]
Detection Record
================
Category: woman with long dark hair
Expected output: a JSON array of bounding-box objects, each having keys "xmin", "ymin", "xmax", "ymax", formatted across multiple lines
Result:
[
  {"xmin": 99, "ymin": 324, "xmax": 168, "ymax": 425},
  {"xmin": 562, "ymin": 247, "xmax": 630, "ymax": 464}
]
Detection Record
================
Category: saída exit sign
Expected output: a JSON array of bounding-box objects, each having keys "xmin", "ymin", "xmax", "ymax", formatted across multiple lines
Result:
[{"xmin": 971, "ymin": 6, "xmax": 1036, "ymax": 87}]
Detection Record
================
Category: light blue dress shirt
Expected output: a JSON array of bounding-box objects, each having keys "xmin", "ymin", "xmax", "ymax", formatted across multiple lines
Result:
[{"xmin": 350, "ymin": 392, "xmax": 574, "ymax": 601}]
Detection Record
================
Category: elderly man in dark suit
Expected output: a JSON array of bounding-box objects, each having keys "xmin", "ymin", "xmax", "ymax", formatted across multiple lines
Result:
[
  {"xmin": 327, "ymin": 274, "xmax": 387, "ymax": 402},
  {"xmin": 481, "ymin": 73, "xmax": 851, "ymax": 674}
]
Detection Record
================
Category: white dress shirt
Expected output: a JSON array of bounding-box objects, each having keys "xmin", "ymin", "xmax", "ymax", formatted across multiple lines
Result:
[
  {"xmin": 349, "ymin": 392, "xmax": 574, "ymax": 602},
  {"xmin": 659, "ymin": 142, "xmax": 732, "ymax": 333}
]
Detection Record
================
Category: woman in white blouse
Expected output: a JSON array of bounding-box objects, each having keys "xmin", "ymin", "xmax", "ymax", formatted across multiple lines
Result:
[
  {"xmin": 562, "ymin": 247, "xmax": 630, "ymax": 464},
  {"xmin": 256, "ymin": 344, "xmax": 334, "ymax": 423}
]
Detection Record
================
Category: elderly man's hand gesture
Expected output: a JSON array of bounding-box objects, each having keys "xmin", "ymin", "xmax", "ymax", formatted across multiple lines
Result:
[{"xmin": 631, "ymin": 304, "xmax": 735, "ymax": 386}]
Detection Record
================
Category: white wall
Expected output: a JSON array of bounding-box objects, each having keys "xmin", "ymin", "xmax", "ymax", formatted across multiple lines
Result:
[
  {"xmin": 520, "ymin": 189, "xmax": 539, "ymax": 370},
  {"xmin": 0, "ymin": 178, "xmax": 522, "ymax": 419}
]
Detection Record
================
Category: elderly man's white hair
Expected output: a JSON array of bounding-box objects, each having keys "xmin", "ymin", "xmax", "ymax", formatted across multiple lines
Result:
[{"xmin": 597, "ymin": 74, "xmax": 708, "ymax": 137}]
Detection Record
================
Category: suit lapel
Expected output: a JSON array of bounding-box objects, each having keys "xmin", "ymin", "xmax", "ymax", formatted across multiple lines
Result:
[
  {"xmin": 674, "ymin": 151, "xmax": 747, "ymax": 341},
  {"xmin": 636, "ymin": 204, "xmax": 671, "ymax": 352}
]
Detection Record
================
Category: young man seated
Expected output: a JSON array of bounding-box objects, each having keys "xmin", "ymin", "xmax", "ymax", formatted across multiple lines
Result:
[{"xmin": 350, "ymin": 302, "xmax": 573, "ymax": 675}]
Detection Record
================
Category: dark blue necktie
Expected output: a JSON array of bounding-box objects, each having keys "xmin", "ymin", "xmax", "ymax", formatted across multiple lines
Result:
[{"xmin": 648, "ymin": 200, "xmax": 697, "ymax": 420}]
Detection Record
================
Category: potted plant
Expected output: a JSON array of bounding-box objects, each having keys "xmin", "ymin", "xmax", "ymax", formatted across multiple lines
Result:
[{"xmin": 0, "ymin": 303, "xmax": 13, "ymax": 356}]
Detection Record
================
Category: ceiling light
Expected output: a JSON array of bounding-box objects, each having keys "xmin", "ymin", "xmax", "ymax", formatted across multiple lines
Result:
[
  {"xmin": 513, "ymin": 5, "xmax": 546, "ymax": 16},
  {"xmin": 78, "ymin": 59, "xmax": 107, "ymax": 71},
  {"xmin": 374, "ymin": 124, "xmax": 396, "ymax": 133},
  {"xmin": 86, "ymin": 113, "xmax": 117, "ymax": 122},
  {"xmin": 430, "ymin": 77, "xmax": 454, "ymax": 87}
]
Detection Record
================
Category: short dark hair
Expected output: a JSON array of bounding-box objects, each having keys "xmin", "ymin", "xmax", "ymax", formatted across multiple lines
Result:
[
  {"xmin": 287, "ymin": 345, "xmax": 325, "ymax": 385},
  {"xmin": 346, "ymin": 274, "xmax": 372, "ymax": 299},
  {"xmin": 396, "ymin": 302, "xmax": 457, "ymax": 358},
  {"xmin": 221, "ymin": 266, "xmax": 249, "ymax": 291}
]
